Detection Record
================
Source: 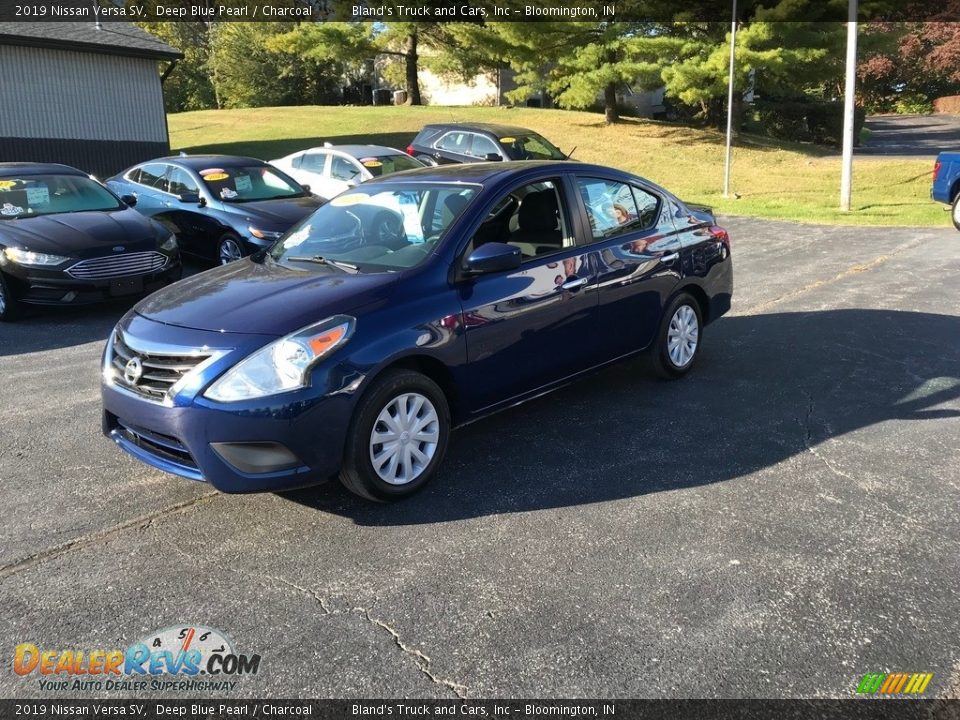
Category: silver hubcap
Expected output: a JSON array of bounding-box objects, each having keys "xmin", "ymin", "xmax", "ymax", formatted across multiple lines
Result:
[
  {"xmin": 667, "ymin": 304, "xmax": 699, "ymax": 368},
  {"xmin": 369, "ymin": 392, "xmax": 440, "ymax": 485},
  {"xmin": 219, "ymin": 238, "xmax": 242, "ymax": 264},
  {"xmin": 954, "ymin": 201, "xmax": 960, "ymax": 224}
]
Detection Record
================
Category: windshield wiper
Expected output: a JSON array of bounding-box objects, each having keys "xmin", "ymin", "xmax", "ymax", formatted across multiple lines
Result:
[{"xmin": 286, "ymin": 255, "xmax": 358, "ymax": 272}]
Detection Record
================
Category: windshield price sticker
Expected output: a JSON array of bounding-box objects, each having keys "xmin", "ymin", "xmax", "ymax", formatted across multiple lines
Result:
[
  {"xmin": 234, "ymin": 175, "xmax": 252, "ymax": 192},
  {"xmin": 26, "ymin": 185, "xmax": 50, "ymax": 205}
]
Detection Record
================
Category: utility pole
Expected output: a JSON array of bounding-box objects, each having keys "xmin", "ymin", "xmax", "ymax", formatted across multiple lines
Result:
[
  {"xmin": 723, "ymin": 0, "xmax": 738, "ymax": 198},
  {"xmin": 840, "ymin": 0, "xmax": 858, "ymax": 211}
]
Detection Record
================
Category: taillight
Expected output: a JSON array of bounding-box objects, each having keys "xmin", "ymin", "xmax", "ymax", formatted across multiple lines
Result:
[
  {"xmin": 933, "ymin": 160, "xmax": 941, "ymax": 182},
  {"xmin": 709, "ymin": 225, "xmax": 730, "ymax": 247},
  {"xmin": 406, "ymin": 144, "xmax": 415, "ymax": 156}
]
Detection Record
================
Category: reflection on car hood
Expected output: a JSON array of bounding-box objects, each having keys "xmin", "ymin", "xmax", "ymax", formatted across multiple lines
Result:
[
  {"xmin": 0, "ymin": 209, "xmax": 160, "ymax": 257},
  {"xmin": 225, "ymin": 195, "xmax": 324, "ymax": 227},
  {"xmin": 134, "ymin": 257, "xmax": 398, "ymax": 336}
]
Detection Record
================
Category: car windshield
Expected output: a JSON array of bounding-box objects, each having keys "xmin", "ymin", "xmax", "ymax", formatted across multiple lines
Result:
[
  {"xmin": 0, "ymin": 174, "xmax": 122, "ymax": 220},
  {"xmin": 199, "ymin": 165, "xmax": 305, "ymax": 202},
  {"xmin": 270, "ymin": 182, "xmax": 479, "ymax": 272},
  {"xmin": 504, "ymin": 134, "xmax": 566, "ymax": 160},
  {"xmin": 356, "ymin": 154, "xmax": 423, "ymax": 177}
]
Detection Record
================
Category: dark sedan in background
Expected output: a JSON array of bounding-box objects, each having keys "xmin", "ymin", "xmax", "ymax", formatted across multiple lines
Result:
[
  {"xmin": 407, "ymin": 122, "xmax": 569, "ymax": 166},
  {"xmin": 0, "ymin": 163, "xmax": 181, "ymax": 321},
  {"xmin": 102, "ymin": 161, "xmax": 732, "ymax": 501},
  {"xmin": 107, "ymin": 155, "xmax": 324, "ymax": 265}
]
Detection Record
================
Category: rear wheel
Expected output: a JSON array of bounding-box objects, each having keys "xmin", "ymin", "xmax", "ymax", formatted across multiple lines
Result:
[
  {"xmin": 339, "ymin": 369, "xmax": 450, "ymax": 502},
  {"xmin": 952, "ymin": 193, "xmax": 960, "ymax": 231},
  {"xmin": 217, "ymin": 233, "xmax": 244, "ymax": 265},
  {"xmin": 651, "ymin": 293, "xmax": 702, "ymax": 379},
  {"xmin": 0, "ymin": 271, "xmax": 20, "ymax": 322},
  {"xmin": 416, "ymin": 155, "xmax": 438, "ymax": 167}
]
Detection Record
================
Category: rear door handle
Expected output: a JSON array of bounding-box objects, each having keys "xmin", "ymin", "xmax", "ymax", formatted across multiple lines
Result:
[
  {"xmin": 660, "ymin": 252, "xmax": 679, "ymax": 264},
  {"xmin": 560, "ymin": 277, "xmax": 588, "ymax": 291}
]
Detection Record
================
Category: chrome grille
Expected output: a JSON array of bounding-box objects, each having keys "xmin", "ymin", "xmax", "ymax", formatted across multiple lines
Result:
[
  {"xmin": 110, "ymin": 331, "xmax": 210, "ymax": 402},
  {"xmin": 67, "ymin": 251, "xmax": 167, "ymax": 279}
]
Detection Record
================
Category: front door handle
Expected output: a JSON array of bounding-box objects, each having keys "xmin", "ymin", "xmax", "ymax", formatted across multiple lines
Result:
[
  {"xmin": 660, "ymin": 252, "xmax": 679, "ymax": 264},
  {"xmin": 560, "ymin": 277, "xmax": 588, "ymax": 292}
]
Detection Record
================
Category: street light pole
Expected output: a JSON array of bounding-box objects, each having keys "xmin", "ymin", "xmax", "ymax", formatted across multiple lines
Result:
[
  {"xmin": 723, "ymin": 0, "xmax": 737, "ymax": 198},
  {"xmin": 840, "ymin": 0, "xmax": 858, "ymax": 211}
]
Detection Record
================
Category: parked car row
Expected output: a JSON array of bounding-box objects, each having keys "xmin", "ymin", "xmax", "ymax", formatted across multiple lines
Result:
[
  {"xmin": 0, "ymin": 122, "xmax": 572, "ymax": 321},
  {"xmin": 0, "ymin": 120, "xmax": 734, "ymax": 502}
]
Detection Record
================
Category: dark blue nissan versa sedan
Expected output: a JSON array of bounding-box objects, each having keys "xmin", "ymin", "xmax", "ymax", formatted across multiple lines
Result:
[{"xmin": 101, "ymin": 161, "xmax": 732, "ymax": 501}]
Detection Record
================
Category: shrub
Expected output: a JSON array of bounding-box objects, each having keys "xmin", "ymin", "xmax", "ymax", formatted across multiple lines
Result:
[{"xmin": 754, "ymin": 99, "xmax": 866, "ymax": 148}]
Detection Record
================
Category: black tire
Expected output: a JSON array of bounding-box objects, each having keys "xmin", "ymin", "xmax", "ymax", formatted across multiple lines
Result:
[
  {"xmin": 0, "ymin": 271, "xmax": 20, "ymax": 322},
  {"xmin": 416, "ymin": 155, "xmax": 438, "ymax": 167},
  {"xmin": 650, "ymin": 292, "xmax": 703, "ymax": 379},
  {"xmin": 339, "ymin": 369, "xmax": 450, "ymax": 502},
  {"xmin": 217, "ymin": 233, "xmax": 244, "ymax": 265},
  {"xmin": 952, "ymin": 192, "xmax": 960, "ymax": 232}
]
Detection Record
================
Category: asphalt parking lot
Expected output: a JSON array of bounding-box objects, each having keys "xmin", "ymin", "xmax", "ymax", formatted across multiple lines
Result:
[{"xmin": 1, "ymin": 215, "xmax": 958, "ymax": 699}]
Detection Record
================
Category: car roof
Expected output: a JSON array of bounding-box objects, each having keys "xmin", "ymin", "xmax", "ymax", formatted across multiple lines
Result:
[
  {"xmin": 421, "ymin": 122, "xmax": 541, "ymax": 137},
  {"xmin": 0, "ymin": 162, "xmax": 87, "ymax": 177},
  {"xmin": 300, "ymin": 145, "xmax": 408, "ymax": 158},
  {"xmin": 149, "ymin": 155, "xmax": 269, "ymax": 170}
]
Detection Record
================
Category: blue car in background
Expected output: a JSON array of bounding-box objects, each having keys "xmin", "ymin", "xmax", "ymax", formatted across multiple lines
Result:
[
  {"xmin": 101, "ymin": 161, "xmax": 733, "ymax": 501},
  {"xmin": 932, "ymin": 152, "xmax": 960, "ymax": 230},
  {"xmin": 107, "ymin": 155, "xmax": 324, "ymax": 264}
]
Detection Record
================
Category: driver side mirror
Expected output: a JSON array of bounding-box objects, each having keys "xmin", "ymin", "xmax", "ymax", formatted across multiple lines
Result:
[
  {"xmin": 484, "ymin": 153, "xmax": 504, "ymax": 162},
  {"xmin": 178, "ymin": 192, "xmax": 205, "ymax": 207},
  {"xmin": 301, "ymin": 184, "xmax": 311, "ymax": 194},
  {"xmin": 120, "ymin": 194, "xmax": 137, "ymax": 207},
  {"xmin": 463, "ymin": 242, "xmax": 522, "ymax": 275}
]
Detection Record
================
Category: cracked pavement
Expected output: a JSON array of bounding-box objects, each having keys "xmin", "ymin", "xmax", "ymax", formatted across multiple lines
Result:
[{"xmin": 1, "ymin": 216, "xmax": 958, "ymax": 699}]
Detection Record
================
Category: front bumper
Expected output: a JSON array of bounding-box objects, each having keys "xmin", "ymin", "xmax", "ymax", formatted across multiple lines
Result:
[
  {"xmin": 2, "ymin": 256, "xmax": 181, "ymax": 306},
  {"xmin": 101, "ymin": 314, "xmax": 360, "ymax": 492}
]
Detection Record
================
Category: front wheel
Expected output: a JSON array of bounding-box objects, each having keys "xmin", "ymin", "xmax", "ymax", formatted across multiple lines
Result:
[
  {"xmin": 952, "ymin": 193, "xmax": 960, "ymax": 231},
  {"xmin": 339, "ymin": 369, "xmax": 450, "ymax": 502},
  {"xmin": 217, "ymin": 233, "xmax": 244, "ymax": 265},
  {"xmin": 651, "ymin": 293, "xmax": 702, "ymax": 379}
]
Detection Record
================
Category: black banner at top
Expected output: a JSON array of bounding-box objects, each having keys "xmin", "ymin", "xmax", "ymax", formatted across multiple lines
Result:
[{"xmin": 0, "ymin": 0, "xmax": 958, "ymax": 23}]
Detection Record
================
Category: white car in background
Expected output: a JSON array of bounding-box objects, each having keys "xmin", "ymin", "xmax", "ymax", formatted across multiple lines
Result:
[{"xmin": 270, "ymin": 144, "xmax": 425, "ymax": 200}]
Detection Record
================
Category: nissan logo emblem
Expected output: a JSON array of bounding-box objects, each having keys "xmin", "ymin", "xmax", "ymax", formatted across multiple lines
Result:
[
  {"xmin": 113, "ymin": 246, "xmax": 125, "ymax": 253},
  {"xmin": 124, "ymin": 357, "xmax": 143, "ymax": 384}
]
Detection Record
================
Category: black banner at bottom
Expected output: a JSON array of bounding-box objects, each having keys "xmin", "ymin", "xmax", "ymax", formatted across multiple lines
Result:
[{"xmin": 2, "ymin": 699, "xmax": 959, "ymax": 720}]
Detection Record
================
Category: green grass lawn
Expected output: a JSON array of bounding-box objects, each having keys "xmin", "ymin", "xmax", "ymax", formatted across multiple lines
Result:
[{"xmin": 168, "ymin": 106, "xmax": 947, "ymax": 228}]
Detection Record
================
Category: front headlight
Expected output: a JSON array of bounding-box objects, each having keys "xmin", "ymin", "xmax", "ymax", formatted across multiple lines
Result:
[
  {"xmin": 3, "ymin": 247, "xmax": 71, "ymax": 266},
  {"xmin": 204, "ymin": 315, "xmax": 354, "ymax": 402},
  {"xmin": 248, "ymin": 226, "xmax": 283, "ymax": 241},
  {"xmin": 160, "ymin": 234, "xmax": 178, "ymax": 252}
]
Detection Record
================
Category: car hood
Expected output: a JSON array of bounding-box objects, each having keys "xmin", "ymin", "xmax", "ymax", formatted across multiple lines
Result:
[
  {"xmin": 134, "ymin": 257, "xmax": 398, "ymax": 336},
  {"xmin": 223, "ymin": 195, "xmax": 324, "ymax": 228},
  {"xmin": 0, "ymin": 209, "xmax": 160, "ymax": 257}
]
